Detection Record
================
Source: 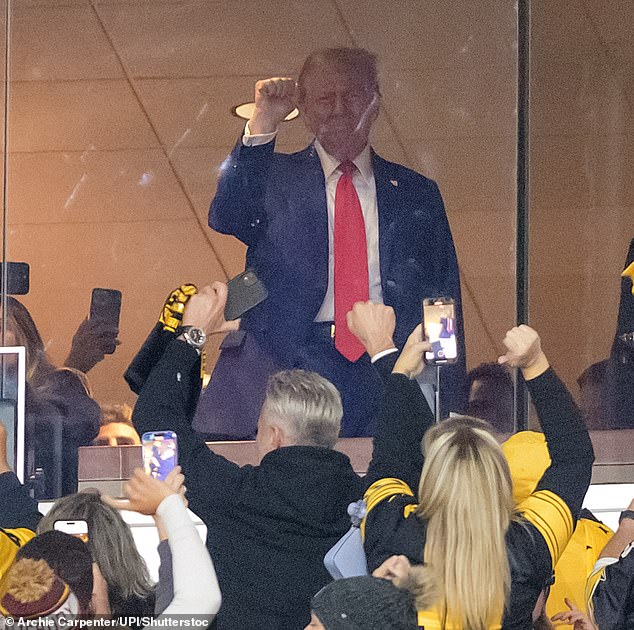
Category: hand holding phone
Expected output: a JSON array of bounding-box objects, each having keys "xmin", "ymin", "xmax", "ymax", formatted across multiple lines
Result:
[
  {"xmin": 89, "ymin": 288, "xmax": 122, "ymax": 355},
  {"xmin": 224, "ymin": 269, "xmax": 268, "ymax": 321},
  {"xmin": 422, "ymin": 298, "xmax": 458, "ymax": 365},
  {"xmin": 102, "ymin": 468, "xmax": 182, "ymax": 516},
  {"xmin": 392, "ymin": 324, "xmax": 429, "ymax": 379},
  {"xmin": 142, "ymin": 431, "xmax": 178, "ymax": 481}
]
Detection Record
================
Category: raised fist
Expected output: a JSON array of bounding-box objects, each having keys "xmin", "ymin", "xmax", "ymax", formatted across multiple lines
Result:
[{"xmin": 250, "ymin": 77, "xmax": 297, "ymax": 134}]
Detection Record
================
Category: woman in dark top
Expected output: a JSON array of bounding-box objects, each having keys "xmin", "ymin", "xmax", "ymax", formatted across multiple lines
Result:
[
  {"xmin": 358, "ymin": 323, "xmax": 594, "ymax": 630},
  {"xmin": 4, "ymin": 297, "xmax": 100, "ymax": 498}
]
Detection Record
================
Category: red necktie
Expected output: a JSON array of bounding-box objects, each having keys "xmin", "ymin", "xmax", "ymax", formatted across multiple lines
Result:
[{"xmin": 334, "ymin": 161, "xmax": 369, "ymax": 362}]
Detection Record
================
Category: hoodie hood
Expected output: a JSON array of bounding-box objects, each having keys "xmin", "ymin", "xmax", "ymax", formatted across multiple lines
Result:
[{"xmin": 241, "ymin": 445, "xmax": 362, "ymax": 538}]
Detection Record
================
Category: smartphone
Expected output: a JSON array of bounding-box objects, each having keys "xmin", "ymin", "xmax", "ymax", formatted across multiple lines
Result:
[
  {"xmin": 54, "ymin": 520, "xmax": 89, "ymax": 543},
  {"xmin": 422, "ymin": 297, "xmax": 458, "ymax": 365},
  {"xmin": 90, "ymin": 288, "xmax": 122, "ymax": 327},
  {"xmin": 142, "ymin": 431, "xmax": 178, "ymax": 481},
  {"xmin": 224, "ymin": 269, "xmax": 268, "ymax": 321},
  {"xmin": 0, "ymin": 262, "xmax": 30, "ymax": 295}
]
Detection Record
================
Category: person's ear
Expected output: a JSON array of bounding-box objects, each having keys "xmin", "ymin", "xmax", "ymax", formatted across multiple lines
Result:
[{"xmin": 271, "ymin": 424, "xmax": 284, "ymax": 450}]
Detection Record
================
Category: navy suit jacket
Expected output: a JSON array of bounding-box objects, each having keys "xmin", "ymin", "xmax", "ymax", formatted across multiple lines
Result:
[{"xmin": 210, "ymin": 137, "xmax": 467, "ymax": 413}]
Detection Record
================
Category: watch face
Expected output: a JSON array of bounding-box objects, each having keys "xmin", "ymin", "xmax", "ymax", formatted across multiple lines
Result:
[{"xmin": 188, "ymin": 328, "xmax": 206, "ymax": 345}]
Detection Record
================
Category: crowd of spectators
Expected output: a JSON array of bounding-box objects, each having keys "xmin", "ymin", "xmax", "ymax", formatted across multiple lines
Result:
[{"xmin": 1, "ymin": 283, "xmax": 632, "ymax": 629}]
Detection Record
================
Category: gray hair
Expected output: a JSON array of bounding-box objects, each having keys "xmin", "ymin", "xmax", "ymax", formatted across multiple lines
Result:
[
  {"xmin": 38, "ymin": 492, "xmax": 154, "ymax": 608},
  {"xmin": 263, "ymin": 370, "xmax": 342, "ymax": 449}
]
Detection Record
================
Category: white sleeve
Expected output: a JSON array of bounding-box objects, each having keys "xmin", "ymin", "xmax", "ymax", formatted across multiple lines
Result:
[
  {"xmin": 242, "ymin": 122, "xmax": 277, "ymax": 146},
  {"xmin": 591, "ymin": 556, "xmax": 620, "ymax": 574},
  {"xmin": 370, "ymin": 348, "xmax": 399, "ymax": 363},
  {"xmin": 154, "ymin": 494, "xmax": 221, "ymax": 622}
]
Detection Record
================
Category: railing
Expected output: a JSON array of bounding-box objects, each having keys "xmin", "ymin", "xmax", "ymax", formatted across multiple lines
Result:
[{"xmin": 78, "ymin": 431, "xmax": 634, "ymax": 494}]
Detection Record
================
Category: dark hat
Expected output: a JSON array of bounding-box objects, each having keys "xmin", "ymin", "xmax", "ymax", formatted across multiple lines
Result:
[
  {"xmin": 311, "ymin": 576, "xmax": 417, "ymax": 629},
  {"xmin": 16, "ymin": 530, "xmax": 93, "ymax": 612},
  {"xmin": 0, "ymin": 558, "xmax": 78, "ymax": 619}
]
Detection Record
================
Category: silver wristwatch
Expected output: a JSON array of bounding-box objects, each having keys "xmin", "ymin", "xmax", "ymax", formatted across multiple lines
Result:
[{"xmin": 180, "ymin": 326, "xmax": 207, "ymax": 350}]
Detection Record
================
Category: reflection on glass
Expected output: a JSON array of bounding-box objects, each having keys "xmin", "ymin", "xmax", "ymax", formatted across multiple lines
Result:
[
  {"xmin": 529, "ymin": 3, "xmax": 634, "ymax": 431},
  {"xmin": 1, "ymin": 1, "xmax": 519, "ymax": 494},
  {"xmin": 3, "ymin": 297, "xmax": 100, "ymax": 498}
]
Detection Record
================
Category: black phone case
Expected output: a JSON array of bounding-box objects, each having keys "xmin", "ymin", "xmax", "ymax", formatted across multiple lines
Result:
[
  {"xmin": 224, "ymin": 269, "xmax": 268, "ymax": 321},
  {"xmin": 0, "ymin": 262, "xmax": 30, "ymax": 295},
  {"xmin": 90, "ymin": 288, "xmax": 122, "ymax": 327}
]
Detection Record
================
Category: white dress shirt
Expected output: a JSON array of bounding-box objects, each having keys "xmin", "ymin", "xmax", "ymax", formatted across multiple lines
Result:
[{"xmin": 243, "ymin": 124, "xmax": 383, "ymax": 321}]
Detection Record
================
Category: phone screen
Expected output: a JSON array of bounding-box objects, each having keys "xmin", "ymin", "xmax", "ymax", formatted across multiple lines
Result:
[
  {"xmin": 142, "ymin": 431, "xmax": 178, "ymax": 481},
  {"xmin": 90, "ymin": 288, "xmax": 122, "ymax": 328},
  {"xmin": 423, "ymin": 299, "xmax": 458, "ymax": 364},
  {"xmin": 54, "ymin": 520, "xmax": 89, "ymax": 543}
]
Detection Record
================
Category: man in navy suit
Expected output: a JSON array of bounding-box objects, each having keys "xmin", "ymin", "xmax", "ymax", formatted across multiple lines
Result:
[{"xmin": 193, "ymin": 47, "xmax": 466, "ymax": 438}]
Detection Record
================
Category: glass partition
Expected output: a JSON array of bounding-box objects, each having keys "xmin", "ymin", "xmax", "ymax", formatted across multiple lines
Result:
[
  {"xmin": 1, "ymin": 0, "xmax": 519, "ymax": 495},
  {"xmin": 529, "ymin": 1, "xmax": 634, "ymax": 430}
]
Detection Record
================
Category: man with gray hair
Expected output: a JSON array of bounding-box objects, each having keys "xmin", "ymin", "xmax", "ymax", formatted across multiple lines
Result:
[
  {"xmin": 256, "ymin": 370, "xmax": 342, "ymax": 454},
  {"xmin": 133, "ymin": 283, "xmax": 391, "ymax": 630}
]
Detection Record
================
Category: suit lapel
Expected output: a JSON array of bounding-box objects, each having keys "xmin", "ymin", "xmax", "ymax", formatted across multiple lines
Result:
[{"xmin": 372, "ymin": 151, "xmax": 400, "ymax": 284}]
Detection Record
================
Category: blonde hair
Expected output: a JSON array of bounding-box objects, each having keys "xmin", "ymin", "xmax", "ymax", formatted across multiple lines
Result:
[
  {"xmin": 415, "ymin": 416, "xmax": 514, "ymax": 630},
  {"xmin": 263, "ymin": 370, "xmax": 342, "ymax": 449},
  {"xmin": 4, "ymin": 296, "xmax": 55, "ymax": 385}
]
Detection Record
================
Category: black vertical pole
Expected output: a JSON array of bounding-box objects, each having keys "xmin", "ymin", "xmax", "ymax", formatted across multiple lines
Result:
[{"xmin": 515, "ymin": 0, "xmax": 530, "ymax": 430}]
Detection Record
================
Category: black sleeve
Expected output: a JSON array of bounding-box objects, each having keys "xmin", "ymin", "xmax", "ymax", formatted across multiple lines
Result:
[
  {"xmin": 0, "ymin": 471, "xmax": 41, "ymax": 531},
  {"xmin": 132, "ymin": 339, "xmax": 243, "ymax": 514},
  {"xmin": 592, "ymin": 546, "xmax": 634, "ymax": 630},
  {"xmin": 364, "ymin": 357, "xmax": 434, "ymax": 491},
  {"xmin": 27, "ymin": 370, "xmax": 101, "ymax": 445},
  {"xmin": 527, "ymin": 367, "xmax": 594, "ymax": 521},
  {"xmin": 154, "ymin": 540, "xmax": 173, "ymax": 616}
]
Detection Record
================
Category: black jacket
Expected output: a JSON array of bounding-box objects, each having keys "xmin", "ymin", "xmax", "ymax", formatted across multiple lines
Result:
[
  {"xmin": 132, "ymin": 340, "xmax": 364, "ymax": 630},
  {"xmin": 0, "ymin": 470, "xmax": 42, "ymax": 578},
  {"xmin": 27, "ymin": 368, "xmax": 101, "ymax": 498}
]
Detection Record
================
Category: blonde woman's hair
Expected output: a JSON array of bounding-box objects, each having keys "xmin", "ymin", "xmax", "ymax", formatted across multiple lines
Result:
[
  {"xmin": 263, "ymin": 370, "xmax": 342, "ymax": 449},
  {"xmin": 415, "ymin": 416, "xmax": 514, "ymax": 630},
  {"xmin": 5, "ymin": 296, "xmax": 55, "ymax": 385}
]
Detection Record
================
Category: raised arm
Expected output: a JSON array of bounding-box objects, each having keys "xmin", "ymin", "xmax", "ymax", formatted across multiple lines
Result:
[
  {"xmin": 598, "ymin": 499, "xmax": 634, "ymax": 561},
  {"xmin": 347, "ymin": 302, "xmax": 433, "ymax": 490},
  {"xmin": 210, "ymin": 77, "xmax": 295, "ymax": 244},
  {"xmin": 104, "ymin": 469, "xmax": 221, "ymax": 623},
  {"xmin": 501, "ymin": 326, "xmax": 595, "ymax": 565},
  {"xmin": 132, "ymin": 283, "xmax": 243, "ymax": 512}
]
